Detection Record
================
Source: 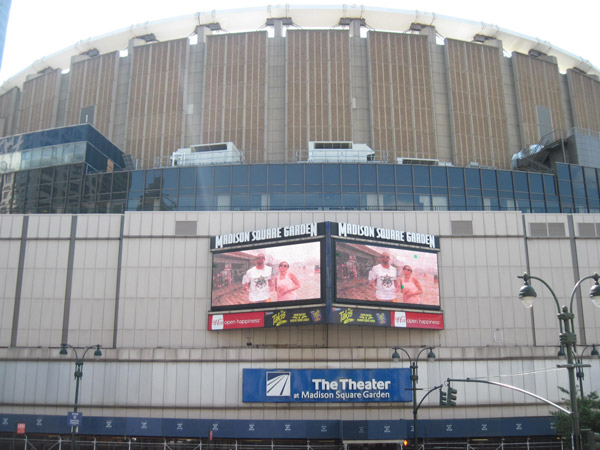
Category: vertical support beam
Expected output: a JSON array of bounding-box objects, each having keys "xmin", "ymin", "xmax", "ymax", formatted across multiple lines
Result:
[
  {"xmin": 10, "ymin": 215, "xmax": 29, "ymax": 347},
  {"xmin": 112, "ymin": 215, "xmax": 125, "ymax": 348},
  {"xmin": 61, "ymin": 215, "xmax": 78, "ymax": 344}
]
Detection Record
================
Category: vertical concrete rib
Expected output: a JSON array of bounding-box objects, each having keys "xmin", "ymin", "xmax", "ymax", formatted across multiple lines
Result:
[
  {"xmin": 10, "ymin": 216, "xmax": 29, "ymax": 347},
  {"xmin": 567, "ymin": 215, "xmax": 586, "ymax": 342},
  {"xmin": 112, "ymin": 215, "xmax": 125, "ymax": 348},
  {"xmin": 61, "ymin": 215, "xmax": 78, "ymax": 344}
]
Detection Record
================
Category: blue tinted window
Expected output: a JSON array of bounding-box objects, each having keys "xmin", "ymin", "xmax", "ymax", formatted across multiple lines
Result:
[
  {"xmin": 543, "ymin": 175, "xmax": 557, "ymax": 195},
  {"xmin": 268, "ymin": 164, "xmax": 285, "ymax": 185},
  {"xmin": 305, "ymin": 165, "xmax": 322, "ymax": 184},
  {"xmin": 287, "ymin": 165, "xmax": 303, "ymax": 185},
  {"xmin": 378, "ymin": 165, "xmax": 395, "ymax": 184},
  {"xmin": 342, "ymin": 193, "xmax": 360, "ymax": 208},
  {"xmin": 250, "ymin": 165, "xmax": 267, "ymax": 185},
  {"xmin": 556, "ymin": 163, "xmax": 570, "ymax": 180},
  {"xmin": 528, "ymin": 174, "xmax": 543, "ymax": 193},
  {"xmin": 497, "ymin": 171, "xmax": 512, "ymax": 191},
  {"xmin": 413, "ymin": 166, "xmax": 430, "ymax": 186},
  {"xmin": 323, "ymin": 165, "xmax": 340, "ymax": 185},
  {"xmin": 232, "ymin": 166, "xmax": 249, "ymax": 186},
  {"xmin": 573, "ymin": 183, "xmax": 586, "ymax": 198},
  {"xmin": 214, "ymin": 166, "xmax": 231, "ymax": 187},
  {"xmin": 395, "ymin": 165, "xmax": 412, "ymax": 185},
  {"xmin": 448, "ymin": 168, "xmax": 464, "ymax": 188},
  {"xmin": 162, "ymin": 168, "xmax": 178, "ymax": 190},
  {"xmin": 342, "ymin": 165, "xmax": 358, "ymax": 185},
  {"xmin": 360, "ymin": 165, "xmax": 377, "ymax": 185},
  {"xmin": 179, "ymin": 168, "xmax": 195, "ymax": 188},
  {"xmin": 584, "ymin": 167, "xmax": 597, "ymax": 185},
  {"xmin": 513, "ymin": 172, "xmax": 528, "ymax": 192},
  {"xmin": 430, "ymin": 167, "xmax": 447, "ymax": 187},
  {"xmin": 286, "ymin": 194, "xmax": 304, "ymax": 208},
  {"xmin": 570, "ymin": 165, "xmax": 584, "ymax": 183},
  {"xmin": 465, "ymin": 169, "xmax": 481, "ymax": 188},
  {"xmin": 196, "ymin": 167, "xmax": 213, "ymax": 190},
  {"xmin": 305, "ymin": 193, "xmax": 322, "ymax": 208},
  {"xmin": 324, "ymin": 193, "xmax": 341, "ymax": 207},
  {"xmin": 481, "ymin": 169, "xmax": 497, "ymax": 190}
]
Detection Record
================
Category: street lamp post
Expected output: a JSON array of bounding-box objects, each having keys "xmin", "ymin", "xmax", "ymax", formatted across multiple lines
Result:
[
  {"xmin": 391, "ymin": 346, "xmax": 436, "ymax": 448},
  {"xmin": 59, "ymin": 344, "xmax": 102, "ymax": 449},
  {"xmin": 517, "ymin": 272, "xmax": 600, "ymax": 450},
  {"xmin": 574, "ymin": 345, "xmax": 599, "ymax": 400}
]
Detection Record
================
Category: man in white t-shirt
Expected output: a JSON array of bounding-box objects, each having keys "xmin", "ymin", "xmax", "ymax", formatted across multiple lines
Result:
[
  {"xmin": 368, "ymin": 252, "xmax": 399, "ymax": 302},
  {"xmin": 243, "ymin": 253, "xmax": 273, "ymax": 302}
]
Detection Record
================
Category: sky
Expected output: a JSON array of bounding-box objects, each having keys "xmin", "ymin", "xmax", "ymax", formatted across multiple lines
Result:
[{"xmin": 1, "ymin": 0, "xmax": 598, "ymax": 84}]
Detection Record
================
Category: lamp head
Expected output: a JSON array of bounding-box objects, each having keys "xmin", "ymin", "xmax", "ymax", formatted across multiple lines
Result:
[
  {"xmin": 93, "ymin": 345, "xmax": 102, "ymax": 358},
  {"xmin": 591, "ymin": 345, "xmax": 599, "ymax": 357},
  {"xmin": 391, "ymin": 348, "xmax": 400, "ymax": 363},
  {"xmin": 427, "ymin": 348, "xmax": 436, "ymax": 360},
  {"xmin": 589, "ymin": 275, "xmax": 600, "ymax": 308},
  {"xmin": 519, "ymin": 281, "xmax": 537, "ymax": 309},
  {"xmin": 59, "ymin": 344, "xmax": 68, "ymax": 356},
  {"xmin": 557, "ymin": 346, "xmax": 566, "ymax": 359}
]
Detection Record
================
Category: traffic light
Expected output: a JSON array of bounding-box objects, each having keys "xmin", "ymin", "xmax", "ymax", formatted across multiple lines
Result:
[
  {"xmin": 448, "ymin": 385, "xmax": 457, "ymax": 407},
  {"xmin": 439, "ymin": 389, "xmax": 447, "ymax": 406}
]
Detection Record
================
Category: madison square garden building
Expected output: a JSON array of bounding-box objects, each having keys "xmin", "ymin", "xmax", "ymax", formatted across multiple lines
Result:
[{"xmin": 0, "ymin": 5, "xmax": 600, "ymax": 449}]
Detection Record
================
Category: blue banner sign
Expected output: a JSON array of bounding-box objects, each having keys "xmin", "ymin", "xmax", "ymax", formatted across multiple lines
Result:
[{"xmin": 243, "ymin": 368, "xmax": 411, "ymax": 403}]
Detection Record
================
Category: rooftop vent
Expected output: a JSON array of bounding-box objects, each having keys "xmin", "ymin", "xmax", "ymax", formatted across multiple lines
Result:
[
  {"xmin": 307, "ymin": 141, "xmax": 375, "ymax": 163},
  {"xmin": 397, "ymin": 158, "xmax": 440, "ymax": 166},
  {"xmin": 171, "ymin": 142, "xmax": 244, "ymax": 166}
]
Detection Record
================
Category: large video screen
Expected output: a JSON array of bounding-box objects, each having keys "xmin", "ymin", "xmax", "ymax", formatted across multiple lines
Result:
[
  {"xmin": 334, "ymin": 240, "xmax": 440, "ymax": 309},
  {"xmin": 211, "ymin": 240, "xmax": 323, "ymax": 310}
]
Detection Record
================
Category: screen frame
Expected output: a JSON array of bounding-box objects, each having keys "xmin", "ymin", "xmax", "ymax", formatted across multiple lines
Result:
[
  {"xmin": 210, "ymin": 238, "xmax": 326, "ymax": 312},
  {"xmin": 332, "ymin": 238, "xmax": 441, "ymax": 311}
]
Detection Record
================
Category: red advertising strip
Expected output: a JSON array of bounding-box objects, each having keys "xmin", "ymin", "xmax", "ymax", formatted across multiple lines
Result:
[
  {"xmin": 392, "ymin": 311, "xmax": 444, "ymax": 329},
  {"xmin": 209, "ymin": 311, "xmax": 265, "ymax": 330}
]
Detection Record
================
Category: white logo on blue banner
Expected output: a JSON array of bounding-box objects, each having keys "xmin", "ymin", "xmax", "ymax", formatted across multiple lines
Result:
[{"xmin": 266, "ymin": 371, "xmax": 291, "ymax": 396}]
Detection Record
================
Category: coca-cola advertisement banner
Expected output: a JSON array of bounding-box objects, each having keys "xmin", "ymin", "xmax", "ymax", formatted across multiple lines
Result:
[{"xmin": 331, "ymin": 307, "xmax": 444, "ymax": 329}]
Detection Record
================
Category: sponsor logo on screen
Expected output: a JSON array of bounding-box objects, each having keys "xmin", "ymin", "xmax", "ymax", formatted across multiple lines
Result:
[
  {"xmin": 266, "ymin": 372, "xmax": 291, "ymax": 397},
  {"xmin": 392, "ymin": 311, "xmax": 407, "ymax": 327},
  {"xmin": 209, "ymin": 312, "xmax": 264, "ymax": 330},
  {"xmin": 211, "ymin": 315, "xmax": 224, "ymax": 330}
]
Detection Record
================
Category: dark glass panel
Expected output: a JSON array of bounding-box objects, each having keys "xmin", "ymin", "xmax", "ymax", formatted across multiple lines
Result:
[
  {"xmin": 586, "ymin": 183, "xmax": 599, "ymax": 199},
  {"xmin": 513, "ymin": 172, "xmax": 528, "ymax": 192},
  {"xmin": 162, "ymin": 168, "xmax": 178, "ymax": 190},
  {"xmin": 268, "ymin": 185, "xmax": 285, "ymax": 193},
  {"xmin": 413, "ymin": 166, "xmax": 430, "ymax": 186},
  {"xmin": 450, "ymin": 195, "xmax": 466, "ymax": 210},
  {"xmin": 448, "ymin": 167, "xmax": 464, "ymax": 188},
  {"xmin": 251, "ymin": 184, "xmax": 267, "ymax": 193},
  {"xmin": 53, "ymin": 182, "xmax": 67, "ymax": 199},
  {"xmin": 381, "ymin": 193, "xmax": 396, "ymax": 209},
  {"xmin": 231, "ymin": 166, "xmax": 248, "ymax": 186},
  {"xmin": 214, "ymin": 187, "xmax": 230, "ymax": 195},
  {"xmin": 378, "ymin": 165, "xmax": 395, "ymax": 184},
  {"xmin": 379, "ymin": 185, "xmax": 394, "ymax": 193},
  {"xmin": 573, "ymin": 183, "xmax": 586, "ymax": 198},
  {"xmin": 112, "ymin": 191, "xmax": 126, "ymax": 200},
  {"xmin": 28, "ymin": 169, "xmax": 41, "ymax": 185},
  {"xmin": 250, "ymin": 165, "xmax": 267, "ymax": 185},
  {"xmin": 359, "ymin": 165, "xmax": 376, "ymax": 185},
  {"xmin": 395, "ymin": 165, "xmax": 412, "ymax": 185},
  {"xmin": 360, "ymin": 184, "xmax": 377, "ymax": 193},
  {"xmin": 100, "ymin": 174, "xmax": 113, "ymax": 193},
  {"xmin": 481, "ymin": 169, "xmax": 497, "ymax": 190},
  {"xmin": 113, "ymin": 172, "xmax": 129, "ymax": 192},
  {"xmin": 41, "ymin": 167, "xmax": 54, "ymax": 184},
  {"xmin": 54, "ymin": 165, "xmax": 69, "ymax": 183},
  {"xmin": 484, "ymin": 197, "xmax": 499, "ymax": 211},
  {"xmin": 342, "ymin": 165, "xmax": 358, "ymax": 185},
  {"xmin": 323, "ymin": 165, "xmax": 341, "ymax": 185},
  {"xmin": 286, "ymin": 184, "xmax": 303, "ymax": 193},
  {"xmin": 415, "ymin": 186, "xmax": 431, "ymax": 195},
  {"xmin": 196, "ymin": 167, "xmax": 213, "ymax": 191},
  {"xmin": 482, "ymin": 189, "xmax": 497, "ymax": 198},
  {"xmin": 497, "ymin": 171, "xmax": 513, "ymax": 191},
  {"xmin": 127, "ymin": 198, "xmax": 142, "ymax": 211},
  {"xmin": 305, "ymin": 164, "xmax": 322, "ymax": 185},
  {"xmin": 69, "ymin": 164, "xmax": 84, "ymax": 180},
  {"xmin": 268, "ymin": 164, "xmax": 285, "ymax": 185},
  {"xmin": 232, "ymin": 186, "xmax": 247, "ymax": 194},
  {"xmin": 396, "ymin": 193, "xmax": 414, "ymax": 209},
  {"xmin": 145, "ymin": 169, "xmax": 161, "ymax": 190},
  {"xmin": 306, "ymin": 185, "xmax": 322, "ymax": 193},
  {"xmin": 467, "ymin": 196, "xmax": 483, "ymax": 210},
  {"xmin": 430, "ymin": 167, "xmax": 448, "ymax": 187},
  {"xmin": 286, "ymin": 165, "xmax": 303, "ymax": 185},
  {"xmin": 214, "ymin": 166, "xmax": 231, "ymax": 187},
  {"xmin": 450, "ymin": 187, "xmax": 465, "ymax": 196}
]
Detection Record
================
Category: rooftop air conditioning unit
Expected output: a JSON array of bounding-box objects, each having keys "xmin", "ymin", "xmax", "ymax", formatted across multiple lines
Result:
[
  {"xmin": 396, "ymin": 158, "xmax": 440, "ymax": 166},
  {"xmin": 307, "ymin": 141, "xmax": 375, "ymax": 162},
  {"xmin": 171, "ymin": 142, "xmax": 244, "ymax": 166}
]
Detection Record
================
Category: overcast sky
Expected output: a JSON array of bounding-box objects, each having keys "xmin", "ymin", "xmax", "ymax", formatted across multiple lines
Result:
[{"xmin": 1, "ymin": 0, "xmax": 598, "ymax": 83}]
